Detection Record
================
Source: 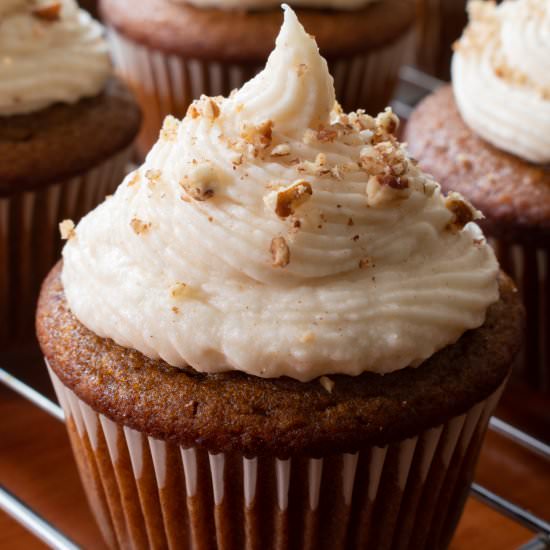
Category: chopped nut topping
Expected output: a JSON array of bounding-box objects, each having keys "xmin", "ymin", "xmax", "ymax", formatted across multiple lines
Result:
[
  {"xmin": 270, "ymin": 236, "xmax": 290, "ymax": 268},
  {"xmin": 375, "ymin": 107, "xmax": 399, "ymax": 137},
  {"xmin": 170, "ymin": 282, "xmax": 193, "ymax": 300},
  {"xmin": 359, "ymin": 257, "xmax": 371, "ymax": 269},
  {"xmin": 297, "ymin": 153, "xmax": 332, "ymax": 177},
  {"xmin": 240, "ymin": 120, "xmax": 273, "ymax": 150},
  {"xmin": 319, "ymin": 376, "xmax": 335, "ymax": 393},
  {"xmin": 59, "ymin": 219, "xmax": 75, "ymax": 240},
  {"xmin": 317, "ymin": 126, "xmax": 338, "ymax": 143},
  {"xmin": 145, "ymin": 169, "xmax": 161, "ymax": 186},
  {"xmin": 274, "ymin": 180, "xmax": 313, "ymax": 218},
  {"xmin": 202, "ymin": 97, "xmax": 221, "ymax": 120},
  {"xmin": 366, "ymin": 174, "xmax": 410, "ymax": 207},
  {"xmin": 271, "ymin": 143, "xmax": 291, "ymax": 157},
  {"xmin": 160, "ymin": 116, "xmax": 180, "ymax": 141},
  {"xmin": 32, "ymin": 2, "xmax": 61, "ymax": 21},
  {"xmin": 296, "ymin": 63, "xmax": 309, "ymax": 76},
  {"xmin": 127, "ymin": 170, "xmax": 140, "ymax": 187},
  {"xmin": 187, "ymin": 104, "xmax": 200, "ymax": 119},
  {"xmin": 172, "ymin": 306, "xmax": 180, "ymax": 314},
  {"xmin": 130, "ymin": 217, "xmax": 151, "ymax": 235},
  {"xmin": 180, "ymin": 163, "xmax": 217, "ymax": 201},
  {"xmin": 300, "ymin": 331, "xmax": 316, "ymax": 344},
  {"xmin": 445, "ymin": 192, "xmax": 481, "ymax": 232}
]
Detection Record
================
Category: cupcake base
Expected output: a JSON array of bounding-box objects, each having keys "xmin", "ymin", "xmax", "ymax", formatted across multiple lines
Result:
[{"xmin": 49, "ymin": 365, "xmax": 505, "ymax": 550}]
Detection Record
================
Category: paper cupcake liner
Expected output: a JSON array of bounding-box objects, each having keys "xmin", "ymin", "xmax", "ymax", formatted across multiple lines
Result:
[
  {"xmin": 491, "ymin": 239, "xmax": 549, "ymax": 393},
  {"xmin": 48, "ymin": 364, "xmax": 505, "ymax": 550},
  {"xmin": 414, "ymin": 0, "xmax": 467, "ymax": 80},
  {"xmin": 0, "ymin": 147, "xmax": 132, "ymax": 349},
  {"xmin": 107, "ymin": 28, "xmax": 414, "ymax": 159}
]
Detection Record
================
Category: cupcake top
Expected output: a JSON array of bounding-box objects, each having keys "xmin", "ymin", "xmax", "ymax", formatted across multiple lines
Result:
[
  {"xmin": 177, "ymin": 0, "xmax": 376, "ymax": 9},
  {"xmin": 61, "ymin": 6, "xmax": 498, "ymax": 382},
  {"xmin": 452, "ymin": 0, "xmax": 550, "ymax": 164},
  {"xmin": 0, "ymin": 0, "xmax": 111, "ymax": 116}
]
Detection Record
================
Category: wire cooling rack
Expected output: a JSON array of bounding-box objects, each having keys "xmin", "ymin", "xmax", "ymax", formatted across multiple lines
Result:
[{"xmin": 1, "ymin": 66, "xmax": 549, "ymax": 550}]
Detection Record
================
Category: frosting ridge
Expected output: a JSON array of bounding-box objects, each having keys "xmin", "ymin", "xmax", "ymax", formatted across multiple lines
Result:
[
  {"xmin": 61, "ymin": 6, "xmax": 499, "ymax": 381},
  {"xmin": 452, "ymin": 0, "xmax": 550, "ymax": 163},
  {"xmin": 0, "ymin": 0, "xmax": 111, "ymax": 116}
]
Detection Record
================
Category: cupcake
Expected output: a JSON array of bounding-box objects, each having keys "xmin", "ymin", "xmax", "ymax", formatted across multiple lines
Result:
[
  {"xmin": 99, "ymin": 0, "xmax": 415, "ymax": 158},
  {"xmin": 37, "ymin": 7, "xmax": 522, "ymax": 549},
  {"xmin": 0, "ymin": 0, "xmax": 140, "ymax": 351},
  {"xmin": 414, "ymin": 0, "xmax": 502, "ymax": 80},
  {"xmin": 405, "ymin": 0, "xmax": 550, "ymax": 393}
]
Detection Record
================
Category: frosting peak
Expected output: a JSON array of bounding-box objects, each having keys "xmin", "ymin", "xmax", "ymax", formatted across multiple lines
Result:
[
  {"xmin": 230, "ymin": 6, "xmax": 335, "ymax": 135},
  {"xmin": 452, "ymin": 0, "xmax": 550, "ymax": 163},
  {"xmin": 61, "ymin": 7, "xmax": 499, "ymax": 381},
  {"xmin": 0, "ymin": 0, "xmax": 111, "ymax": 116}
]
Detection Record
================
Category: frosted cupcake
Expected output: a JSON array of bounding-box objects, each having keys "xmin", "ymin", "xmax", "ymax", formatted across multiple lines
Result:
[
  {"xmin": 99, "ymin": 0, "xmax": 415, "ymax": 157},
  {"xmin": 38, "ymin": 7, "xmax": 522, "ymax": 549},
  {"xmin": 0, "ymin": 0, "xmax": 140, "ymax": 352},
  {"xmin": 405, "ymin": 0, "xmax": 550, "ymax": 393}
]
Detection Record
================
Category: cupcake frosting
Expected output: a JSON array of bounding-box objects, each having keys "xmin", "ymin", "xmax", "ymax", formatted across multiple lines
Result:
[
  {"xmin": 0, "ymin": 0, "xmax": 110, "ymax": 116},
  {"xmin": 62, "ymin": 6, "xmax": 498, "ymax": 382},
  {"xmin": 178, "ymin": 0, "xmax": 376, "ymax": 10},
  {"xmin": 452, "ymin": 0, "xmax": 550, "ymax": 164}
]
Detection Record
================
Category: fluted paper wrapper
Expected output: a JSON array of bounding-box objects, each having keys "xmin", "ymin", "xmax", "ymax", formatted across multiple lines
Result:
[
  {"xmin": 414, "ymin": 0, "xmax": 467, "ymax": 80},
  {"xmin": 492, "ymin": 239, "xmax": 549, "ymax": 393},
  {"xmin": 108, "ymin": 28, "xmax": 414, "ymax": 158},
  {"xmin": 48, "ymin": 365, "xmax": 505, "ymax": 550},
  {"xmin": 0, "ymin": 147, "xmax": 132, "ymax": 349}
]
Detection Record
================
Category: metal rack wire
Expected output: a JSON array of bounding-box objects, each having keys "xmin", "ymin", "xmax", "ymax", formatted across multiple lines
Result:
[{"xmin": 1, "ymin": 66, "xmax": 549, "ymax": 549}]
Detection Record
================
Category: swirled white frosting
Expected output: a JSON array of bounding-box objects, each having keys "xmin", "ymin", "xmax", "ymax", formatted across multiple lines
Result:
[
  {"xmin": 62, "ymin": 6, "xmax": 498, "ymax": 381},
  {"xmin": 177, "ymin": 0, "xmax": 375, "ymax": 10},
  {"xmin": 0, "ymin": 0, "xmax": 110, "ymax": 116},
  {"xmin": 452, "ymin": 0, "xmax": 550, "ymax": 164}
]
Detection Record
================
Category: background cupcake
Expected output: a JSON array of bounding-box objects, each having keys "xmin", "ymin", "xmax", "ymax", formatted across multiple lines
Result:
[
  {"xmin": 414, "ymin": 0, "xmax": 502, "ymax": 80},
  {"xmin": 38, "ymin": 8, "xmax": 522, "ymax": 549},
  {"xmin": 99, "ymin": 0, "xmax": 415, "ymax": 157},
  {"xmin": 0, "ymin": 0, "xmax": 140, "ymax": 353},
  {"xmin": 405, "ymin": 0, "xmax": 549, "ymax": 392}
]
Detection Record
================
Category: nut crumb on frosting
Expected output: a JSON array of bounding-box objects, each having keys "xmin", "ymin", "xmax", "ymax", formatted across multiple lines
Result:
[
  {"xmin": 445, "ymin": 192, "xmax": 481, "ymax": 232},
  {"xmin": 359, "ymin": 257, "xmax": 371, "ymax": 269},
  {"xmin": 170, "ymin": 282, "xmax": 192, "ymax": 300},
  {"xmin": 270, "ymin": 236, "xmax": 290, "ymax": 268},
  {"xmin": 319, "ymin": 376, "xmax": 335, "ymax": 393},
  {"xmin": 366, "ymin": 174, "xmax": 409, "ymax": 207},
  {"xmin": 271, "ymin": 143, "xmax": 291, "ymax": 157},
  {"xmin": 145, "ymin": 169, "xmax": 161, "ymax": 187},
  {"xmin": 127, "ymin": 170, "xmax": 140, "ymax": 187},
  {"xmin": 32, "ymin": 2, "xmax": 62, "ymax": 21},
  {"xmin": 160, "ymin": 116, "xmax": 180, "ymax": 141},
  {"xmin": 274, "ymin": 179, "xmax": 313, "ymax": 218},
  {"xmin": 300, "ymin": 331, "xmax": 316, "ymax": 344},
  {"xmin": 180, "ymin": 163, "xmax": 217, "ymax": 201},
  {"xmin": 130, "ymin": 217, "xmax": 151, "ymax": 235},
  {"xmin": 240, "ymin": 120, "xmax": 274, "ymax": 151},
  {"xmin": 59, "ymin": 219, "xmax": 75, "ymax": 240}
]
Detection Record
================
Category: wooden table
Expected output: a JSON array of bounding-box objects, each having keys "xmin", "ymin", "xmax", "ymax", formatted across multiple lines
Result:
[{"xmin": 1, "ymin": 372, "xmax": 548, "ymax": 550}]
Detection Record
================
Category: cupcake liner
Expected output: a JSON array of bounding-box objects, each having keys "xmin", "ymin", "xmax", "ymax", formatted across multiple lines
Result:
[
  {"xmin": 48, "ymin": 364, "xmax": 505, "ymax": 550},
  {"xmin": 107, "ymin": 28, "xmax": 414, "ymax": 159},
  {"xmin": 491, "ymin": 238, "xmax": 549, "ymax": 393},
  {"xmin": 414, "ymin": 0, "xmax": 467, "ymax": 80},
  {"xmin": 0, "ymin": 147, "xmax": 132, "ymax": 349}
]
